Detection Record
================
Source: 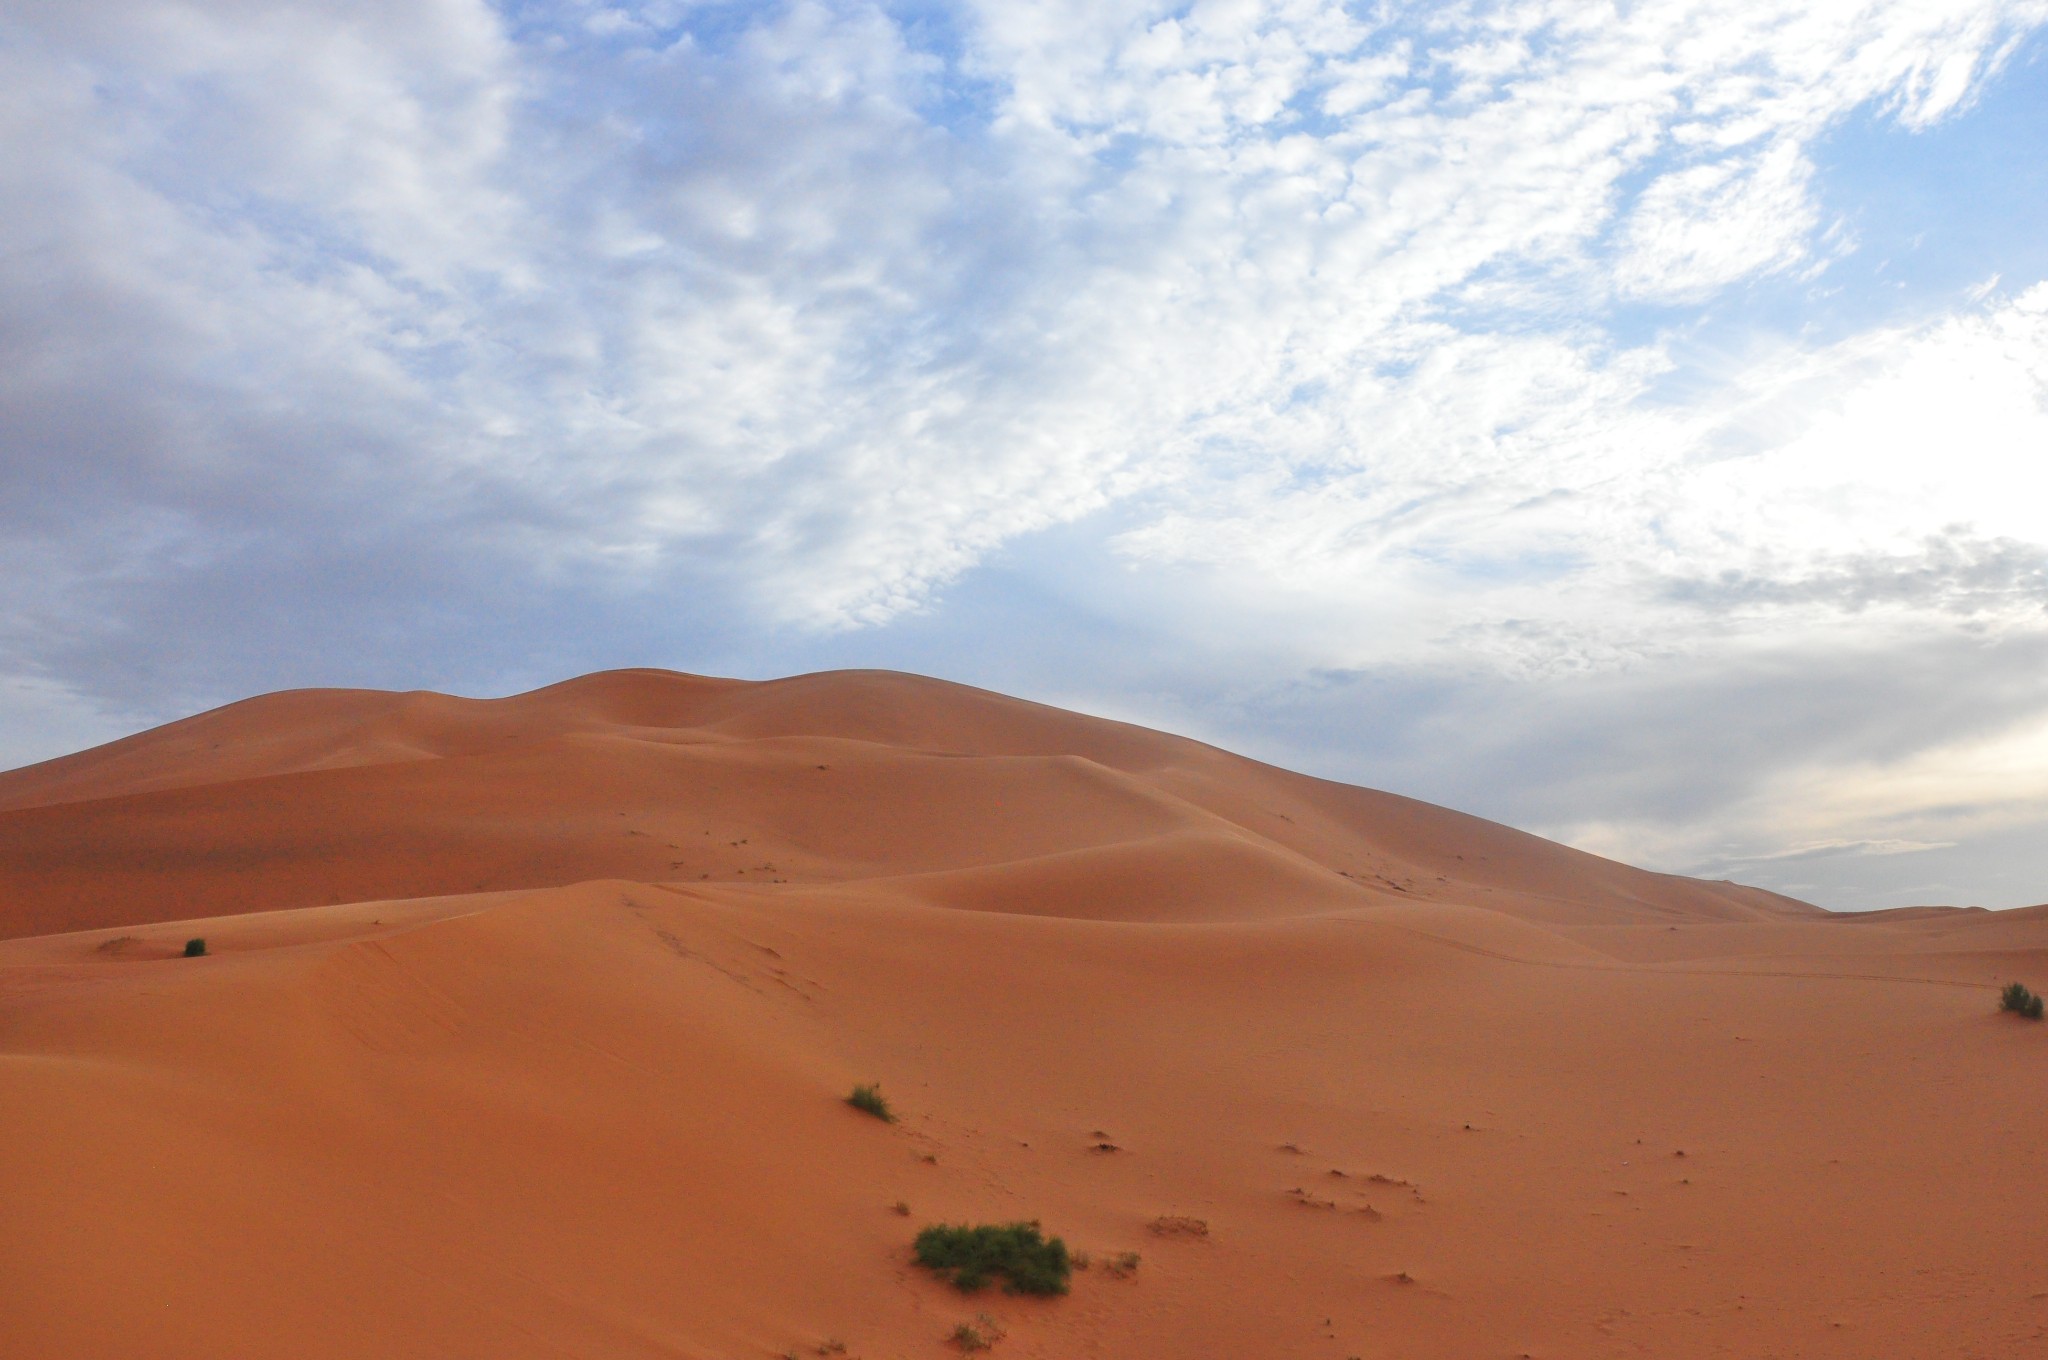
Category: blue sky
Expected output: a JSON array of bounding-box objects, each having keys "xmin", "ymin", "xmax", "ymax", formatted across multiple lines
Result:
[{"xmin": 4, "ymin": 0, "xmax": 2048, "ymax": 909}]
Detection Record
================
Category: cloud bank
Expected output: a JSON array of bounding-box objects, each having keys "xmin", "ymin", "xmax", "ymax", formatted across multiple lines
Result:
[{"xmin": 4, "ymin": 0, "xmax": 2047, "ymax": 907}]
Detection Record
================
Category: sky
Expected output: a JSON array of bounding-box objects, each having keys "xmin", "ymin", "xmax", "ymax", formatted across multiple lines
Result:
[{"xmin": 4, "ymin": 0, "xmax": 2048, "ymax": 910}]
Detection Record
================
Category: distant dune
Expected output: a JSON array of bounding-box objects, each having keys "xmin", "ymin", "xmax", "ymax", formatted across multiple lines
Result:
[
  {"xmin": 0, "ymin": 667, "xmax": 1819, "ymax": 939},
  {"xmin": 3, "ymin": 668, "xmax": 2044, "ymax": 1358}
]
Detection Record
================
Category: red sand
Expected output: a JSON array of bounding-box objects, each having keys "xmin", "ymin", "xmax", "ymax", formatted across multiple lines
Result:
[{"xmin": 2, "ymin": 668, "xmax": 2044, "ymax": 1358}]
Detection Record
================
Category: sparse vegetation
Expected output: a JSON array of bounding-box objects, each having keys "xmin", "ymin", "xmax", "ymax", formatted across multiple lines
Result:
[
  {"xmin": 1103, "ymin": 1250, "xmax": 1141, "ymax": 1279},
  {"xmin": 1148, "ymin": 1215, "xmax": 1208, "ymax": 1238},
  {"xmin": 846, "ymin": 1083, "xmax": 894, "ymax": 1121},
  {"xmin": 947, "ymin": 1313, "xmax": 1006, "ymax": 1352},
  {"xmin": 183, "ymin": 938, "xmax": 207, "ymax": 957},
  {"xmin": 2000, "ymin": 982, "xmax": 2044, "ymax": 1020},
  {"xmin": 914, "ymin": 1222, "xmax": 1071, "ymax": 1295}
]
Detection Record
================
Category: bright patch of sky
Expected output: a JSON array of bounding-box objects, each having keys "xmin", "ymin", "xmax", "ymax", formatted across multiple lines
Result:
[{"xmin": 3, "ymin": 0, "xmax": 2047, "ymax": 908}]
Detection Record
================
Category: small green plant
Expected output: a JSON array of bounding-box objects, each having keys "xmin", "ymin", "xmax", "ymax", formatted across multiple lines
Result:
[
  {"xmin": 2000, "ymin": 982, "xmax": 2044, "ymax": 1020},
  {"xmin": 1103, "ymin": 1250, "xmax": 1141, "ymax": 1279},
  {"xmin": 183, "ymin": 938, "xmax": 207, "ymax": 958},
  {"xmin": 846, "ymin": 1083, "xmax": 894, "ymax": 1121},
  {"xmin": 914, "ymin": 1221, "xmax": 1071, "ymax": 1295},
  {"xmin": 947, "ymin": 1313, "xmax": 1005, "ymax": 1351}
]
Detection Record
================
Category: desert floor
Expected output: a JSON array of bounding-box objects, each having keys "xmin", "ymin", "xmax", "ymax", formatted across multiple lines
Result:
[{"xmin": 4, "ymin": 669, "xmax": 2044, "ymax": 1359}]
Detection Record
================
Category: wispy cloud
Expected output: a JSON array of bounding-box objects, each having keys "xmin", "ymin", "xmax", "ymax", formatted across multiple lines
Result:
[
  {"xmin": 1724, "ymin": 839, "xmax": 1960, "ymax": 863},
  {"xmin": 1660, "ymin": 532, "xmax": 2048, "ymax": 617}
]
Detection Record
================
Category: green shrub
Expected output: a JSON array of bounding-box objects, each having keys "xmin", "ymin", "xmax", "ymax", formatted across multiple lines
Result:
[
  {"xmin": 183, "ymin": 938, "xmax": 207, "ymax": 958},
  {"xmin": 2000, "ymin": 982, "xmax": 2044, "ymax": 1020},
  {"xmin": 846, "ymin": 1083, "xmax": 894, "ymax": 1122},
  {"xmin": 914, "ymin": 1221, "xmax": 1071, "ymax": 1295}
]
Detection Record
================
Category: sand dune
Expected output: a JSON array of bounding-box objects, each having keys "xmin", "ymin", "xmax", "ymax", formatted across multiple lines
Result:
[
  {"xmin": 3, "ymin": 668, "xmax": 2044, "ymax": 1359},
  {"xmin": 0, "ymin": 668, "xmax": 1813, "ymax": 939}
]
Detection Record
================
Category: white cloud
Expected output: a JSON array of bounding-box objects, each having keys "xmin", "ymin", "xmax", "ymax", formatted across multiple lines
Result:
[
  {"xmin": 1121, "ymin": 282, "xmax": 2048, "ymax": 677},
  {"xmin": 1613, "ymin": 142, "xmax": 1816, "ymax": 301},
  {"xmin": 11, "ymin": 0, "xmax": 2045, "ymax": 634},
  {"xmin": 1678, "ymin": 284, "xmax": 2048, "ymax": 553}
]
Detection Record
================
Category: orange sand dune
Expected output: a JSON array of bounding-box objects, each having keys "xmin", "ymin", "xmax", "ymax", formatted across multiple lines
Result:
[
  {"xmin": 0, "ymin": 668, "xmax": 1812, "ymax": 940},
  {"xmin": 3, "ymin": 668, "xmax": 2046, "ymax": 1359}
]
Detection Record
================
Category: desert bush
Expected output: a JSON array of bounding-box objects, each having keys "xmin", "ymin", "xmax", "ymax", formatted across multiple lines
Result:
[
  {"xmin": 846, "ymin": 1083, "xmax": 894, "ymax": 1121},
  {"xmin": 183, "ymin": 938, "xmax": 207, "ymax": 958},
  {"xmin": 2000, "ymin": 982, "xmax": 2044, "ymax": 1020},
  {"xmin": 948, "ymin": 1314, "xmax": 1005, "ymax": 1352},
  {"xmin": 914, "ymin": 1221, "xmax": 1070, "ymax": 1295}
]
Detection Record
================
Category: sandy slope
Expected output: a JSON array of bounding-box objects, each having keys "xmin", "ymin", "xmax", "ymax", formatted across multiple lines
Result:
[
  {"xmin": 2, "ymin": 669, "xmax": 2044, "ymax": 1359},
  {"xmin": 0, "ymin": 669, "xmax": 1811, "ymax": 940}
]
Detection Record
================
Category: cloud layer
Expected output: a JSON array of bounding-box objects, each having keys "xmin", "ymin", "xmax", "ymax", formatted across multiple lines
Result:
[{"xmin": 4, "ymin": 0, "xmax": 2047, "ymax": 907}]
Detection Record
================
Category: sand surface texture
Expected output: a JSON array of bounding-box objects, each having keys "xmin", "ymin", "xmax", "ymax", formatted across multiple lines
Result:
[{"xmin": 3, "ymin": 668, "xmax": 2044, "ymax": 1358}]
